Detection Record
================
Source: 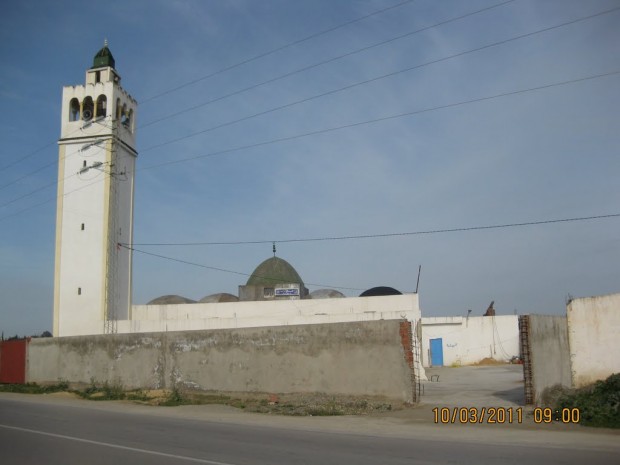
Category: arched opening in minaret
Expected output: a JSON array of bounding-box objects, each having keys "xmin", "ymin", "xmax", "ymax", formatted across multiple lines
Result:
[
  {"xmin": 82, "ymin": 96, "xmax": 94, "ymax": 121},
  {"xmin": 96, "ymin": 95, "xmax": 107, "ymax": 118},
  {"xmin": 115, "ymin": 98, "xmax": 121, "ymax": 121},
  {"xmin": 121, "ymin": 104, "xmax": 129, "ymax": 128},
  {"xmin": 69, "ymin": 98, "xmax": 80, "ymax": 121},
  {"xmin": 126, "ymin": 109, "xmax": 133, "ymax": 132}
]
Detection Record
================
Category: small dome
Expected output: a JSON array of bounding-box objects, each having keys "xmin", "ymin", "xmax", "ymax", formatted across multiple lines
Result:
[
  {"xmin": 198, "ymin": 293, "xmax": 239, "ymax": 303},
  {"xmin": 147, "ymin": 295, "xmax": 196, "ymax": 305},
  {"xmin": 359, "ymin": 286, "xmax": 402, "ymax": 297},
  {"xmin": 310, "ymin": 289, "xmax": 345, "ymax": 299},
  {"xmin": 247, "ymin": 257, "xmax": 304, "ymax": 287},
  {"xmin": 92, "ymin": 41, "xmax": 116, "ymax": 69}
]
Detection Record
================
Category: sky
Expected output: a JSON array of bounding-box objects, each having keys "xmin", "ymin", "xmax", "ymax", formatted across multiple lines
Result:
[{"xmin": 0, "ymin": 0, "xmax": 618, "ymax": 336}]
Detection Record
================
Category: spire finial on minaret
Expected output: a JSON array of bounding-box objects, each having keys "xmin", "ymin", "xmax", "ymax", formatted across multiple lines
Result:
[
  {"xmin": 104, "ymin": 38, "xmax": 108, "ymax": 47},
  {"xmin": 272, "ymin": 242, "xmax": 276, "ymax": 257}
]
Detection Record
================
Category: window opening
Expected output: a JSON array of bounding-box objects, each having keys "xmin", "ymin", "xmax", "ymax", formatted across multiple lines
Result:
[
  {"xmin": 81, "ymin": 223, "xmax": 85, "ymax": 231},
  {"xmin": 78, "ymin": 287, "xmax": 82, "ymax": 295},
  {"xmin": 121, "ymin": 104, "xmax": 129, "ymax": 128},
  {"xmin": 69, "ymin": 98, "xmax": 80, "ymax": 122},
  {"xmin": 82, "ymin": 97, "xmax": 94, "ymax": 121},
  {"xmin": 95, "ymin": 71, "xmax": 101, "ymax": 83},
  {"xmin": 96, "ymin": 95, "xmax": 107, "ymax": 118}
]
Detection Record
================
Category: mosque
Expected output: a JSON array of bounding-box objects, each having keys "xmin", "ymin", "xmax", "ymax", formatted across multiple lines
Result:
[{"xmin": 52, "ymin": 44, "xmax": 423, "ymax": 368}]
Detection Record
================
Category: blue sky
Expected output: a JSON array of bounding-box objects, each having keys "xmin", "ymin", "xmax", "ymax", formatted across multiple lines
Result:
[{"xmin": 1, "ymin": 0, "xmax": 618, "ymax": 336}]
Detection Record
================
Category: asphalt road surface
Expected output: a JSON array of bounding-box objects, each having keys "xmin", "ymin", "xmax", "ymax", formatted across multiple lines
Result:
[{"xmin": 0, "ymin": 393, "xmax": 618, "ymax": 464}]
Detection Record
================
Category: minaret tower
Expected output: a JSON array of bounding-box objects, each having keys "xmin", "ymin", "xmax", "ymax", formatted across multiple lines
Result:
[{"xmin": 53, "ymin": 42, "xmax": 137, "ymax": 336}]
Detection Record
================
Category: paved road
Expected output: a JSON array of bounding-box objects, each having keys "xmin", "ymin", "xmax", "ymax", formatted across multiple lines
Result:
[{"xmin": 0, "ymin": 393, "xmax": 618, "ymax": 464}]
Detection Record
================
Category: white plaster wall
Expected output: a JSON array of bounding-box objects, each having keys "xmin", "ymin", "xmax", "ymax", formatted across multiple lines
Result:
[
  {"xmin": 567, "ymin": 292, "xmax": 620, "ymax": 388},
  {"xmin": 55, "ymin": 76, "xmax": 137, "ymax": 336},
  {"xmin": 56, "ymin": 141, "xmax": 108, "ymax": 336},
  {"xmin": 130, "ymin": 293, "xmax": 419, "ymax": 325},
  {"xmin": 421, "ymin": 315, "xmax": 519, "ymax": 366}
]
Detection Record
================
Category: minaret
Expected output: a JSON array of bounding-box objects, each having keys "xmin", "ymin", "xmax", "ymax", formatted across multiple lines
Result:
[{"xmin": 53, "ymin": 41, "xmax": 137, "ymax": 336}]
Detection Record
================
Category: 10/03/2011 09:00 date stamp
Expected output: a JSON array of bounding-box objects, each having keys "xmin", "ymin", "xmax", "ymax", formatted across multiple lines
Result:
[
  {"xmin": 433, "ymin": 407, "xmax": 581, "ymax": 424},
  {"xmin": 433, "ymin": 407, "xmax": 523, "ymax": 424}
]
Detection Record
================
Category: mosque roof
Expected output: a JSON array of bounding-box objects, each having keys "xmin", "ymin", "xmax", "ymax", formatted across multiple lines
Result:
[
  {"xmin": 198, "ymin": 293, "xmax": 239, "ymax": 303},
  {"xmin": 359, "ymin": 286, "xmax": 402, "ymax": 297},
  {"xmin": 309, "ymin": 289, "xmax": 346, "ymax": 299},
  {"xmin": 92, "ymin": 40, "xmax": 115, "ymax": 69},
  {"xmin": 247, "ymin": 256, "xmax": 304, "ymax": 287},
  {"xmin": 147, "ymin": 295, "xmax": 196, "ymax": 305}
]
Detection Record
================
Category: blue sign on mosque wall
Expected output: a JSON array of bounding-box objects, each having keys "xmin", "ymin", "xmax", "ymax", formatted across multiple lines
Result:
[{"xmin": 275, "ymin": 288, "xmax": 300, "ymax": 296}]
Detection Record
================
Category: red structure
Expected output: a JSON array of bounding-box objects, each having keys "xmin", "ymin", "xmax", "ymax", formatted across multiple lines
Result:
[{"xmin": 0, "ymin": 339, "xmax": 29, "ymax": 384}]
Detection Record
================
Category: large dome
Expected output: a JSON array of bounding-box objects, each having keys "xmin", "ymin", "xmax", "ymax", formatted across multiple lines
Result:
[
  {"xmin": 247, "ymin": 257, "xmax": 304, "ymax": 287},
  {"xmin": 147, "ymin": 295, "xmax": 196, "ymax": 305},
  {"xmin": 359, "ymin": 286, "xmax": 402, "ymax": 297},
  {"xmin": 310, "ymin": 289, "xmax": 345, "ymax": 299},
  {"xmin": 198, "ymin": 293, "xmax": 239, "ymax": 303}
]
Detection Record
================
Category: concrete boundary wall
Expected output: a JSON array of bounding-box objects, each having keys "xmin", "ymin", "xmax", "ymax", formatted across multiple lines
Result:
[
  {"xmin": 519, "ymin": 315, "xmax": 571, "ymax": 405},
  {"xmin": 567, "ymin": 293, "xmax": 620, "ymax": 388},
  {"xmin": 27, "ymin": 320, "xmax": 417, "ymax": 402}
]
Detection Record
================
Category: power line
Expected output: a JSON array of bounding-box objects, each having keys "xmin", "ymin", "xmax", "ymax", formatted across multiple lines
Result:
[
  {"xmin": 139, "ymin": 0, "xmax": 417, "ymax": 104},
  {"xmin": 0, "ymin": 1, "xmax": 414, "ymax": 173},
  {"xmin": 120, "ymin": 244, "xmax": 366, "ymax": 291},
  {"xmin": 140, "ymin": 0, "xmax": 516, "ymax": 129},
  {"xmin": 140, "ymin": 6, "xmax": 620, "ymax": 154},
  {"xmin": 1, "ymin": 69, "xmax": 617, "ymax": 222},
  {"xmin": 5, "ymin": 3, "xmax": 615, "ymax": 197},
  {"xmin": 137, "ymin": 70, "xmax": 620, "ymax": 171},
  {"xmin": 0, "ymin": 0, "xmax": 505, "ymax": 183},
  {"xmin": 126, "ymin": 213, "xmax": 620, "ymax": 247}
]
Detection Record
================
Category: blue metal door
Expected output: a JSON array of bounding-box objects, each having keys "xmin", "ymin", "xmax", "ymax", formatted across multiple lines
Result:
[{"xmin": 430, "ymin": 338, "xmax": 444, "ymax": 366}]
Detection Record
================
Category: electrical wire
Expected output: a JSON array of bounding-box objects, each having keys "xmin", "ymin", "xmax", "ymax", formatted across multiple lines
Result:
[
  {"xmin": 139, "ymin": 0, "xmax": 516, "ymax": 129},
  {"xmin": 1, "ymin": 69, "xmax": 617, "ymax": 222},
  {"xmin": 120, "ymin": 244, "xmax": 366, "ymax": 292},
  {"xmin": 139, "ymin": 0, "xmax": 417, "ymax": 104},
  {"xmin": 0, "ymin": 0, "xmax": 506, "ymax": 182},
  {"xmin": 140, "ymin": 6, "xmax": 620, "ymax": 153},
  {"xmin": 138, "ymin": 70, "xmax": 620, "ymax": 170},
  {"xmin": 126, "ymin": 213, "xmax": 620, "ymax": 247}
]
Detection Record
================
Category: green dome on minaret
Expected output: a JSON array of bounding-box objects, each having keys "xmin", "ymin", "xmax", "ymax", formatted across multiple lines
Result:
[{"xmin": 92, "ymin": 40, "xmax": 115, "ymax": 69}]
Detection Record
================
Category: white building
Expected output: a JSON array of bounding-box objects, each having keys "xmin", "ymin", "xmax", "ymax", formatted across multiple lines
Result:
[
  {"xmin": 53, "ymin": 42, "xmax": 137, "ymax": 337},
  {"xmin": 421, "ymin": 315, "xmax": 520, "ymax": 367},
  {"xmin": 52, "ymin": 46, "xmax": 424, "ymax": 348}
]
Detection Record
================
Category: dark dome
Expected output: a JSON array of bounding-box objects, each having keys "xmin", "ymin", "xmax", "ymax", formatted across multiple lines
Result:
[
  {"xmin": 310, "ymin": 289, "xmax": 345, "ymax": 299},
  {"xmin": 147, "ymin": 295, "xmax": 196, "ymax": 305},
  {"xmin": 359, "ymin": 286, "xmax": 402, "ymax": 297},
  {"xmin": 247, "ymin": 257, "xmax": 303, "ymax": 287},
  {"xmin": 198, "ymin": 293, "xmax": 239, "ymax": 303},
  {"xmin": 92, "ymin": 41, "xmax": 115, "ymax": 69}
]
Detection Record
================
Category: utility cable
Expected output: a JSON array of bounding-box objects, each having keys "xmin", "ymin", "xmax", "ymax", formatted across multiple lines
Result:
[
  {"xmin": 140, "ymin": 0, "xmax": 516, "ymax": 129},
  {"xmin": 119, "ymin": 244, "xmax": 366, "ymax": 291},
  {"xmin": 1, "ymin": 69, "xmax": 617, "ymax": 222},
  {"xmin": 0, "ymin": 0, "xmax": 503, "ymax": 182},
  {"xmin": 139, "ymin": 0, "xmax": 417, "ymax": 104},
  {"xmin": 138, "ymin": 70, "xmax": 620, "ymax": 170},
  {"xmin": 140, "ymin": 6, "xmax": 620, "ymax": 153},
  {"xmin": 126, "ymin": 213, "xmax": 620, "ymax": 247}
]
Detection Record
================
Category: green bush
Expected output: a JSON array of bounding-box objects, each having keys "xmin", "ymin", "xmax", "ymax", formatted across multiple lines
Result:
[{"xmin": 557, "ymin": 373, "xmax": 620, "ymax": 428}]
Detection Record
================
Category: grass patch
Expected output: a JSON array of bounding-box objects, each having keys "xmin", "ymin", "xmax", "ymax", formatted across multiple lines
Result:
[
  {"xmin": 556, "ymin": 373, "xmax": 620, "ymax": 428},
  {"xmin": 0, "ymin": 380, "xmax": 69, "ymax": 394},
  {"xmin": 0, "ymin": 381, "xmax": 397, "ymax": 417}
]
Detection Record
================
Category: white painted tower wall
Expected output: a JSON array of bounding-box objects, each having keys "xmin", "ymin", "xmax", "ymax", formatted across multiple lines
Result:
[{"xmin": 54, "ymin": 63, "xmax": 137, "ymax": 337}]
